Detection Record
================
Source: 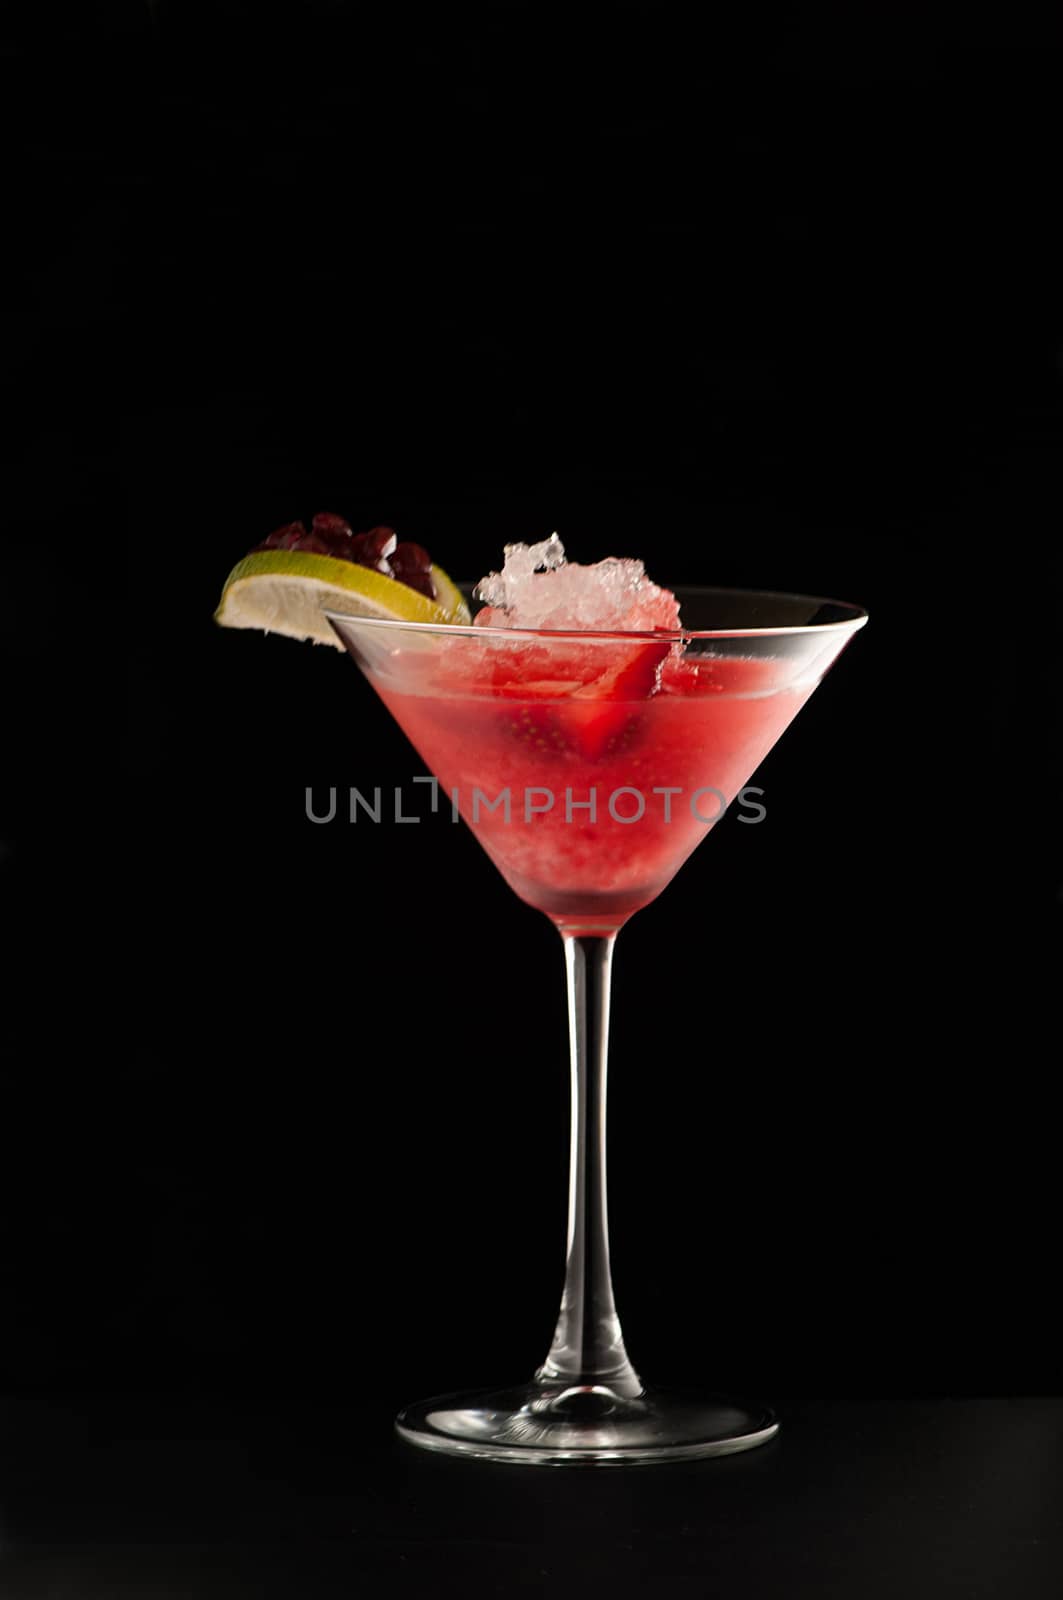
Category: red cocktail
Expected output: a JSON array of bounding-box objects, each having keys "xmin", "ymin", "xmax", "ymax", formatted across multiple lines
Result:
[
  {"xmin": 374, "ymin": 645, "xmax": 817, "ymax": 930},
  {"xmin": 324, "ymin": 547, "xmax": 866, "ymax": 1465}
]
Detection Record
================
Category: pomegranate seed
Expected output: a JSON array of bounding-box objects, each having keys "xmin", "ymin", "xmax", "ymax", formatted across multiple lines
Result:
[
  {"xmin": 297, "ymin": 531, "xmax": 334, "ymax": 556},
  {"xmin": 262, "ymin": 521, "xmax": 306, "ymax": 550},
  {"xmin": 390, "ymin": 540, "xmax": 432, "ymax": 573},
  {"xmin": 252, "ymin": 516, "xmax": 436, "ymax": 599},
  {"xmin": 312, "ymin": 512, "xmax": 352, "ymax": 538},
  {"xmin": 397, "ymin": 568, "xmax": 437, "ymax": 599},
  {"xmin": 363, "ymin": 526, "xmax": 398, "ymax": 569}
]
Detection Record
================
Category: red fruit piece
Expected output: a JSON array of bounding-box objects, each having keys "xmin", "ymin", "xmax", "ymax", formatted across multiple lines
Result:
[
  {"xmin": 497, "ymin": 693, "xmax": 584, "ymax": 756},
  {"xmin": 390, "ymin": 540, "xmax": 431, "ymax": 572},
  {"xmin": 489, "ymin": 668, "xmax": 582, "ymax": 755},
  {"xmin": 493, "ymin": 677, "xmax": 585, "ymax": 703},
  {"xmin": 256, "ymin": 520, "xmax": 306, "ymax": 551},
  {"xmin": 577, "ymin": 641, "xmax": 671, "ymax": 701},
  {"xmin": 249, "ymin": 515, "xmax": 440, "ymax": 599},
  {"xmin": 298, "ymin": 532, "xmax": 336, "ymax": 556},
  {"xmin": 306, "ymin": 513, "xmax": 358, "ymax": 564},
  {"xmin": 393, "ymin": 568, "xmax": 437, "ymax": 599},
  {"xmin": 564, "ymin": 641, "xmax": 671, "ymax": 760},
  {"xmin": 363, "ymin": 526, "xmax": 399, "ymax": 570},
  {"xmin": 389, "ymin": 541, "xmax": 437, "ymax": 599},
  {"xmin": 492, "ymin": 642, "xmax": 669, "ymax": 762},
  {"xmin": 312, "ymin": 512, "xmax": 353, "ymax": 538}
]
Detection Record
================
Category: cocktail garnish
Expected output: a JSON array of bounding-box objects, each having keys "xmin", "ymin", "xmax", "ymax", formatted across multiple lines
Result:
[
  {"xmin": 214, "ymin": 514, "xmax": 470, "ymax": 646},
  {"xmin": 254, "ymin": 514, "xmax": 440, "ymax": 601}
]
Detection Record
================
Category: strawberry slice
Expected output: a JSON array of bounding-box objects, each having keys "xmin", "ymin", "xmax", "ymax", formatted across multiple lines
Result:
[
  {"xmin": 491, "ymin": 677, "xmax": 586, "ymax": 698},
  {"xmin": 493, "ymin": 678, "xmax": 587, "ymax": 755},
  {"xmin": 574, "ymin": 640, "xmax": 670, "ymax": 700},
  {"xmin": 493, "ymin": 641, "xmax": 671, "ymax": 761},
  {"xmin": 565, "ymin": 640, "xmax": 671, "ymax": 759}
]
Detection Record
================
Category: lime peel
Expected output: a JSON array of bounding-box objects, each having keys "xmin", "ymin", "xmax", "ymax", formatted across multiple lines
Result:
[{"xmin": 214, "ymin": 549, "xmax": 470, "ymax": 648}]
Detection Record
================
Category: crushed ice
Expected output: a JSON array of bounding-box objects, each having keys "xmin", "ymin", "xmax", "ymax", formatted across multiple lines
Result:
[{"xmin": 473, "ymin": 535, "xmax": 681, "ymax": 632}]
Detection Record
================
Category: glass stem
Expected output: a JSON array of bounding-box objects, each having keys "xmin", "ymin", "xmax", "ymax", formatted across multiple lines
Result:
[{"xmin": 536, "ymin": 932, "xmax": 643, "ymax": 1398}]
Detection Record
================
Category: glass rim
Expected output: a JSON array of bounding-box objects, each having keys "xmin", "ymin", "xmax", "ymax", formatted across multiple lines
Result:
[{"xmin": 323, "ymin": 583, "xmax": 869, "ymax": 642}]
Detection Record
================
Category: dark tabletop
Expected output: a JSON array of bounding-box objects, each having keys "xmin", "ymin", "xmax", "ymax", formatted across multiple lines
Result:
[{"xmin": 1, "ymin": 1392, "xmax": 1060, "ymax": 1597}]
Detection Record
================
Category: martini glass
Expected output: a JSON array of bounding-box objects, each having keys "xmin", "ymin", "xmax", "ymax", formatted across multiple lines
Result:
[{"xmin": 327, "ymin": 585, "xmax": 867, "ymax": 1464}]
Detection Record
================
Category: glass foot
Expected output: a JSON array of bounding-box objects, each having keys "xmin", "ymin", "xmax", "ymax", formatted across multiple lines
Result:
[{"xmin": 395, "ymin": 1380, "xmax": 779, "ymax": 1466}]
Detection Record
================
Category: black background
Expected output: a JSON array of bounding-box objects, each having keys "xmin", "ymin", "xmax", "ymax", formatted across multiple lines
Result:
[{"xmin": 3, "ymin": 0, "xmax": 1061, "ymax": 1446}]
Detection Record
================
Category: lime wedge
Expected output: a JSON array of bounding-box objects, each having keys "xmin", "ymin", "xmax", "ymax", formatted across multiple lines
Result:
[{"xmin": 214, "ymin": 549, "xmax": 471, "ymax": 647}]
